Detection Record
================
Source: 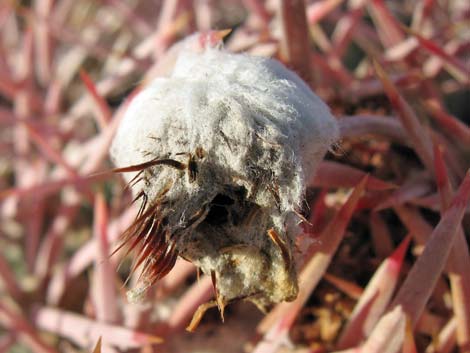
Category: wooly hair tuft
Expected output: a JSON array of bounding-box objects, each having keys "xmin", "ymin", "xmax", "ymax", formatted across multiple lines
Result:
[{"xmin": 111, "ymin": 47, "xmax": 338, "ymax": 308}]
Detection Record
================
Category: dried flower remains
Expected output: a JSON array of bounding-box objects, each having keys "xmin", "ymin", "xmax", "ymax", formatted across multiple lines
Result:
[{"xmin": 110, "ymin": 44, "xmax": 338, "ymax": 310}]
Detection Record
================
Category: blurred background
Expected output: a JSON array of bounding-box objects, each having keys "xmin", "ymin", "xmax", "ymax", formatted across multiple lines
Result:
[{"xmin": 0, "ymin": 0, "xmax": 469, "ymax": 352}]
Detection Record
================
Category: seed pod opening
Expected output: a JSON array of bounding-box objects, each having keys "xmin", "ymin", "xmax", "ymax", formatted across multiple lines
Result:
[{"xmin": 111, "ymin": 47, "xmax": 338, "ymax": 309}]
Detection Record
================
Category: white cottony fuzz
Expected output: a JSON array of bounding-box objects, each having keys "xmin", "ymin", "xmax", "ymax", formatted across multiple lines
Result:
[{"xmin": 111, "ymin": 46, "xmax": 338, "ymax": 309}]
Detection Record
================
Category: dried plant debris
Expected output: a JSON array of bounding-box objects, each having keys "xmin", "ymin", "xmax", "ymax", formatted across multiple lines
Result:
[{"xmin": 111, "ymin": 46, "xmax": 338, "ymax": 309}]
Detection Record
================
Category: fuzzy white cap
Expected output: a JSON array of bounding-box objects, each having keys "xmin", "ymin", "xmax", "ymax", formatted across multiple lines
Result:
[{"xmin": 111, "ymin": 47, "xmax": 338, "ymax": 308}]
